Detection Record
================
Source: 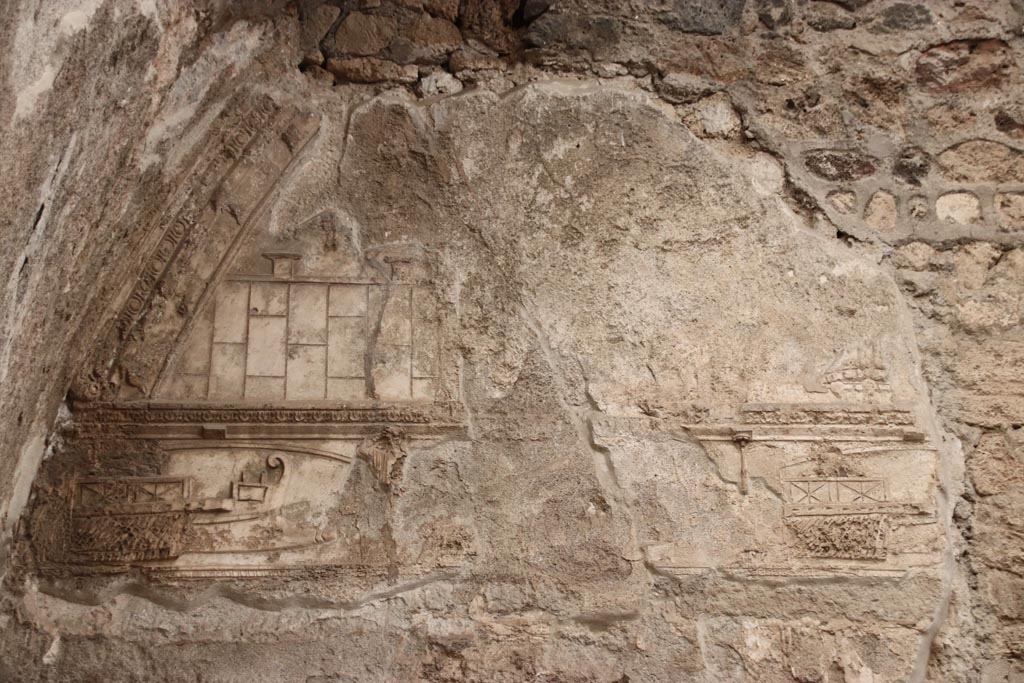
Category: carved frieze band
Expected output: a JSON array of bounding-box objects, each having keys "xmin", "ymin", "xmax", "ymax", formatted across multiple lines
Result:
[
  {"xmin": 593, "ymin": 402, "xmax": 923, "ymax": 443},
  {"xmin": 739, "ymin": 403, "xmax": 915, "ymax": 426},
  {"xmin": 73, "ymin": 402, "xmax": 462, "ymax": 426}
]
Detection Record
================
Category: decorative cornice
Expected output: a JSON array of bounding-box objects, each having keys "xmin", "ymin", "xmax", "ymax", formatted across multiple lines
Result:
[
  {"xmin": 739, "ymin": 402, "xmax": 916, "ymax": 426},
  {"xmin": 72, "ymin": 401, "xmax": 462, "ymax": 426}
]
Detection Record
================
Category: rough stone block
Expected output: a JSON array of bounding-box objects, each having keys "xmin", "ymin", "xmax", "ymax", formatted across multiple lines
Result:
[
  {"xmin": 657, "ymin": 0, "xmax": 747, "ymax": 35},
  {"xmin": 327, "ymin": 377, "xmax": 367, "ymax": 401},
  {"xmin": 301, "ymin": 4, "xmax": 341, "ymax": 49},
  {"xmin": 803, "ymin": 149, "xmax": 878, "ymax": 182},
  {"xmin": 212, "ymin": 282, "xmax": 249, "ymax": 343},
  {"xmin": 970, "ymin": 431, "xmax": 1024, "ymax": 496},
  {"xmin": 916, "ymin": 40, "xmax": 1013, "ymax": 93},
  {"xmin": 936, "ymin": 192, "xmax": 981, "ymax": 224},
  {"xmin": 995, "ymin": 192, "xmax": 1024, "ymax": 232},
  {"xmin": 286, "ymin": 344, "xmax": 327, "ymax": 399},
  {"xmin": 393, "ymin": 14, "xmax": 462, "ymax": 64},
  {"xmin": 246, "ymin": 316, "xmax": 287, "ymax": 377},
  {"xmin": 527, "ymin": 14, "xmax": 623, "ymax": 56},
  {"xmin": 937, "ymin": 140, "xmax": 1024, "ymax": 184},
  {"xmin": 328, "ymin": 284, "xmax": 367, "ymax": 317},
  {"xmin": 244, "ymin": 375, "xmax": 285, "ymax": 401},
  {"xmin": 209, "ymin": 343, "xmax": 246, "ymax": 399},
  {"xmin": 249, "ymin": 282, "xmax": 288, "ymax": 316},
  {"xmin": 331, "ymin": 12, "xmax": 397, "ymax": 56},
  {"xmin": 872, "ymin": 3, "xmax": 932, "ymax": 32},
  {"xmin": 328, "ymin": 317, "xmax": 367, "ymax": 378},
  {"xmin": 372, "ymin": 344, "xmax": 411, "ymax": 400},
  {"xmin": 288, "ymin": 284, "xmax": 328, "ymax": 345},
  {"xmin": 326, "ymin": 56, "xmax": 419, "ymax": 83},
  {"xmin": 864, "ymin": 190, "xmax": 897, "ymax": 232}
]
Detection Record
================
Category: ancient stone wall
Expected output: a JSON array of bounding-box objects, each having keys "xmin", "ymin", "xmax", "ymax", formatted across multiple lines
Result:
[{"xmin": 0, "ymin": 1, "xmax": 1022, "ymax": 681}]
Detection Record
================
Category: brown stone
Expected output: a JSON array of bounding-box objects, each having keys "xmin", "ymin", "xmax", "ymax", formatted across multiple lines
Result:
[
  {"xmin": 326, "ymin": 56, "xmax": 418, "ymax": 83},
  {"xmin": 301, "ymin": 3, "xmax": 341, "ymax": 49},
  {"xmin": 389, "ymin": 13, "xmax": 462, "ymax": 64},
  {"xmin": 656, "ymin": 71, "xmax": 719, "ymax": 105},
  {"xmin": 459, "ymin": 0, "xmax": 524, "ymax": 53},
  {"xmin": 302, "ymin": 63, "xmax": 335, "ymax": 85},
  {"xmin": 331, "ymin": 12, "xmax": 398, "ymax": 56},
  {"xmin": 803, "ymin": 149, "xmax": 878, "ymax": 181},
  {"xmin": 915, "ymin": 39, "xmax": 1013, "ymax": 93},
  {"xmin": 448, "ymin": 45, "xmax": 505, "ymax": 72},
  {"xmin": 996, "ymin": 192, "xmax": 1024, "ymax": 232},
  {"xmin": 864, "ymin": 190, "xmax": 897, "ymax": 232},
  {"xmin": 829, "ymin": 0, "xmax": 873, "ymax": 8},
  {"xmin": 893, "ymin": 146, "xmax": 930, "ymax": 186},
  {"xmin": 937, "ymin": 139, "xmax": 1024, "ymax": 184},
  {"xmin": 525, "ymin": 13, "xmax": 622, "ymax": 55},
  {"xmin": 994, "ymin": 108, "xmax": 1024, "ymax": 138},
  {"xmin": 423, "ymin": 0, "xmax": 459, "ymax": 22},
  {"xmin": 757, "ymin": 0, "xmax": 792, "ymax": 29},
  {"xmin": 299, "ymin": 48, "xmax": 325, "ymax": 69}
]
